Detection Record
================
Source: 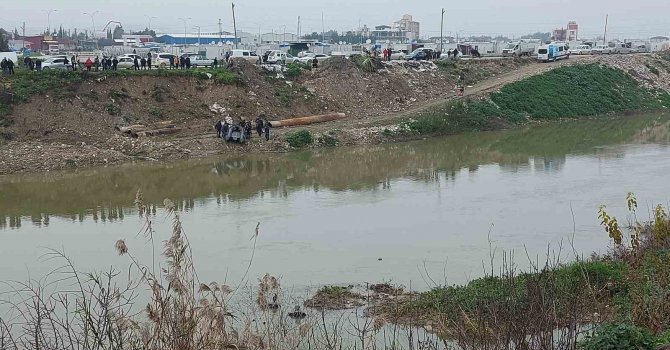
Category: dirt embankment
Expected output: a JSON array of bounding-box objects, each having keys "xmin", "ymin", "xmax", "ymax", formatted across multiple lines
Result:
[
  {"xmin": 1, "ymin": 54, "xmax": 668, "ymax": 175},
  {"xmin": 0, "ymin": 58, "xmax": 526, "ymax": 174}
]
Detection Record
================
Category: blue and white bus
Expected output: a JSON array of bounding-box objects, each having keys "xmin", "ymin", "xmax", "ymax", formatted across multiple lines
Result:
[{"xmin": 537, "ymin": 43, "xmax": 570, "ymax": 62}]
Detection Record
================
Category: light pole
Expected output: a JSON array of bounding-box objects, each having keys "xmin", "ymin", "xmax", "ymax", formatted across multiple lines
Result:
[
  {"xmin": 440, "ymin": 8, "xmax": 445, "ymax": 53},
  {"xmin": 43, "ymin": 9, "xmax": 57, "ymax": 34},
  {"xmin": 193, "ymin": 26, "xmax": 201, "ymax": 46},
  {"xmin": 145, "ymin": 15, "xmax": 157, "ymax": 31},
  {"xmin": 83, "ymin": 11, "xmax": 99, "ymax": 49},
  {"xmin": 178, "ymin": 17, "xmax": 191, "ymax": 45}
]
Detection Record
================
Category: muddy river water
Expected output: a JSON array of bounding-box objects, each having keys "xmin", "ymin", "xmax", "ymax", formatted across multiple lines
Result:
[{"xmin": 2, "ymin": 114, "xmax": 670, "ymax": 291}]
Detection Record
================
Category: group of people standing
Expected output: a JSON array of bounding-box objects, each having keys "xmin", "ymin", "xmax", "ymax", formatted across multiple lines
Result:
[
  {"xmin": 215, "ymin": 116, "xmax": 272, "ymax": 142},
  {"xmin": 84, "ymin": 56, "xmax": 120, "ymax": 71},
  {"xmin": 170, "ymin": 55, "xmax": 191, "ymax": 70},
  {"xmin": 1, "ymin": 58, "xmax": 16, "ymax": 74}
]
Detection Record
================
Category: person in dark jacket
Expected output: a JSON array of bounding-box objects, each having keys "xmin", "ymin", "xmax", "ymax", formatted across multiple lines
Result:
[
  {"xmin": 36, "ymin": 59, "xmax": 42, "ymax": 71},
  {"xmin": 6, "ymin": 59, "xmax": 15, "ymax": 75},
  {"xmin": 134, "ymin": 57, "xmax": 140, "ymax": 70},
  {"xmin": 186, "ymin": 56, "xmax": 191, "ymax": 69},
  {"xmin": 112, "ymin": 57, "xmax": 118, "ymax": 71},
  {"xmin": 71, "ymin": 56, "xmax": 77, "ymax": 71},
  {"xmin": 140, "ymin": 57, "xmax": 147, "ymax": 70},
  {"xmin": 255, "ymin": 117, "xmax": 264, "ymax": 136},
  {"xmin": 147, "ymin": 52, "xmax": 152, "ymax": 70},
  {"xmin": 215, "ymin": 120, "xmax": 223, "ymax": 137},
  {"xmin": 94, "ymin": 56, "xmax": 100, "ymax": 72},
  {"xmin": 263, "ymin": 120, "xmax": 271, "ymax": 141},
  {"xmin": 213, "ymin": 57, "xmax": 218, "ymax": 69}
]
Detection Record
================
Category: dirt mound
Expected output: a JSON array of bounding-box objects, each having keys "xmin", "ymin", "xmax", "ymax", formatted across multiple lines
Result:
[
  {"xmin": 304, "ymin": 286, "xmax": 365, "ymax": 310},
  {"xmin": 319, "ymin": 56, "xmax": 357, "ymax": 72}
]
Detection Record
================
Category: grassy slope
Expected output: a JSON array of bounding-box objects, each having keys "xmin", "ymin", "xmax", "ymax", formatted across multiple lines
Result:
[
  {"xmin": 0, "ymin": 68, "xmax": 241, "ymax": 123},
  {"xmin": 406, "ymin": 63, "xmax": 670, "ymax": 135}
]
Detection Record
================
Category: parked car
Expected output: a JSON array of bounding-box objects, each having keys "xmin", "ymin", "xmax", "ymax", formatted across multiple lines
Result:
[
  {"xmin": 569, "ymin": 45, "xmax": 592, "ymax": 55},
  {"xmin": 296, "ymin": 53, "xmax": 330, "ymax": 64},
  {"xmin": 41, "ymin": 57, "xmax": 69, "ymax": 70},
  {"xmin": 230, "ymin": 50, "xmax": 260, "ymax": 63},
  {"xmin": 591, "ymin": 45, "xmax": 612, "ymax": 55},
  {"xmin": 267, "ymin": 51, "xmax": 297, "ymax": 64},
  {"xmin": 613, "ymin": 43, "xmax": 636, "ymax": 54},
  {"xmin": 406, "ymin": 48, "xmax": 435, "ymax": 61},
  {"xmin": 119, "ymin": 54, "xmax": 142, "ymax": 61},
  {"xmin": 182, "ymin": 54, "xmax": 214, "ymax": 67},
  {"xmin": 390, "ymin": 50, "xmax": 407, "ymax": 60},
  {"xmin": 117, "ymin": 57, "xmax": 135, "ymax": 69},
  {"xmin": 152, "ymin": 53, "xmax": 175, "ymax": 67}
]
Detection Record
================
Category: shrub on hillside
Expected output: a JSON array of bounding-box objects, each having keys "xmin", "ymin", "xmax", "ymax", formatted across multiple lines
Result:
[
  {"xmin": 579, "ymin": 323, "xmax": 655, "ymax": 350},
  {"xmin": 286, "ymin": 129, "xmax": 313, "ymax": 148}
]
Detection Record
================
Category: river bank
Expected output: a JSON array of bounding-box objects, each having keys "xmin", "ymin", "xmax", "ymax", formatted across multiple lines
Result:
[
  {"xmin": 2, "ymin": 115, "xmax": 670, "ymax": 349},
  {"xmin": 1, "ymin": 54, "xmax": 669, "ymax": 175}
]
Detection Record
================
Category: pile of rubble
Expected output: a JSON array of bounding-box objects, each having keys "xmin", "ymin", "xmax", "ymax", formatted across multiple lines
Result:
[{"xmin": 596, "ymin": 54, "xmax": 670, "ymax": 92}]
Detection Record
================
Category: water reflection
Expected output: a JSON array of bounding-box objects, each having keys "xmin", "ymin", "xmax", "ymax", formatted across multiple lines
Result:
[{"xmin": 0, "ymin": 114, "xmax": 669, "ymax": 228}]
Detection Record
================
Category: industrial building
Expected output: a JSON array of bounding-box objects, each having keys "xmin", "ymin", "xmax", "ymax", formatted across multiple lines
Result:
[{"xmin": 157, "ymin": 32, "xmax": 240, "ymax": 45}]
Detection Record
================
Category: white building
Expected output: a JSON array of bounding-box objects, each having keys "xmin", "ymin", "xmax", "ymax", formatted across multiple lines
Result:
[{"xmin": 393, "ymin": 14, "xmax": 420, "ymax": 41}]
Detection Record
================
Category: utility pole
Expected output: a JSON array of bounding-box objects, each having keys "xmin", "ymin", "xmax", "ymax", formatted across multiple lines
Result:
[
  {"xmin": 231, "ymin": 3, "xmax": 238, "ymax": 48},
  {"xmin": 321, "ymin": 11, "xmax": 325, "ymax": 43},
  {"xmin": 218, "ymin": 18, "xmax": 223, "ymax": 43},
  {"xmin": 178, "ymin": 17, "xmax": 191, "ymax": 46},
  {"xmin": 43, "ymin": 9, "xmax": 57, "ymax": 34},
  {"xmin": 603, "ymin": 14, "xmax": 610, "ymax": 45},
  {"xmin": 21, "ymin": 22, "xmax": 26, "ymax": 49},
  {"xmin": 84, "ymin": 11, "xmax": 99, "ymax": 50},
  {"xmin": 297, "ymin": 16, "xmax": 301, "ymax": 42},
  {"xmin": 145, "ymin": 15, "xmax": 157, "ymax": 31},
  {"xmin": 193, "ymin": 26, "xmax": 201, "ymax": 46},
  {"xmin": 440, "ymin": 8, "xmax": 445, "ymax": 53}
]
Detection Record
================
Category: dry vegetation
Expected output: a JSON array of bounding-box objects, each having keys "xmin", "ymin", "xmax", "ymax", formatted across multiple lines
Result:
[{"xmin": 2, "ymin": 190, "xmax": 670, "ymax": 350}]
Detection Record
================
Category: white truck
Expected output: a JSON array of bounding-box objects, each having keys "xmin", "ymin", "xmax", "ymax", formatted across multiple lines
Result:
[{"xmin": 502, "ymin": 40, "xmax": 538, "ymax": 57}]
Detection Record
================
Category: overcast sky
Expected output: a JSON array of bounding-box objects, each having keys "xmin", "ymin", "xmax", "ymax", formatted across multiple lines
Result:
[{"xmin": 1, "ymin": 0, "xmax": 668, "ymax": 40}]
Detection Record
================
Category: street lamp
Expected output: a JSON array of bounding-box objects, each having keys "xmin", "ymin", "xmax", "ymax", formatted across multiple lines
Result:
[
  {"xmin": 178, "ymin": 17, "xmax": 191, "ymax": 45},
  {"xmin": 145, "ymin": 15, "xmax": 157, "ymax": 31},
  {"xmin": 192, "ymin": 26, "xmax": 201, "ymax": 46},
  {"xmin": 43, "ymin": 9, "xmax": 57, "ymax": 34},
  {"xmin": 83, "ymin": 11, "xmax": 100, "ymax": 49}
]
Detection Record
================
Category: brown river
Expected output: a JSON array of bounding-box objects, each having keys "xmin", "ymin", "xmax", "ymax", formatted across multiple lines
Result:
[{"xmin": 1, "ymin": 114, "xmax": 670, "ymax": 290}]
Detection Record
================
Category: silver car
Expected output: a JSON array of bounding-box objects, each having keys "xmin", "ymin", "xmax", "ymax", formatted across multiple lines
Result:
[{"xmin": 41, "ymin": 57, "xmax": 70, "ymax": 70}]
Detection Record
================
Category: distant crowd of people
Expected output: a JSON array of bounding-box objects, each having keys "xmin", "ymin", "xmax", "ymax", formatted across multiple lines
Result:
[{"xmin": 215, "ymin": 116, "xmax": 272, "ymax": 142}]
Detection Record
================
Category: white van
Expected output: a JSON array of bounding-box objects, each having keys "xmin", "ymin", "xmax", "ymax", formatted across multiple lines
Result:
[
  {"xmin": 230, "ymin": 50, "xmax": 259, "ymax": 63},
  {"xmin": 267, "ymin": 51, "xmax": 297, "ymax": 64},
  {"xmin": 537, "ymin": 43, "xmax": 570, "ymax": 62}
]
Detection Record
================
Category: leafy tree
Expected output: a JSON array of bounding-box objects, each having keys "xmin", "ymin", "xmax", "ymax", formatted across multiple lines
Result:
[
  {"xmin": 112, "ymin": 25, "xmax": 124, "ymax": 39},
  {"xmin": 520, "ymin": 32, "xmax": 551, "ymax": 42},
  {"xmin": 0, "ymin": 28, "xmax": 10, "ymax": 51},
  {"xmin": 131, "ymin": 28, "xmax": 156, "ymax": 37}
]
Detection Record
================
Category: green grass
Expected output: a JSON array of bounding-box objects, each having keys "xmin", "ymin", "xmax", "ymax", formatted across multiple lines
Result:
[
  {"xmin": 0, "ymin": 68, "xmax": 242, "ymax": 120},
  {"xmin": 285, "ymin": 62, "xmax": 310, "ymax": 78},
  {"xmin": 351, "ymin": 55, "xmax": 383, "ymax": 72},
  {"xmin": 406, "ymin": 64, "xmax": 670, "ymax": 136},
  {"xmin": 410, "ymin": 260, "xmax": 626, "ymax": 318},
  {"xmin": 286, "ymin": 129, "xmax": 314, "ymax": 148}
]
